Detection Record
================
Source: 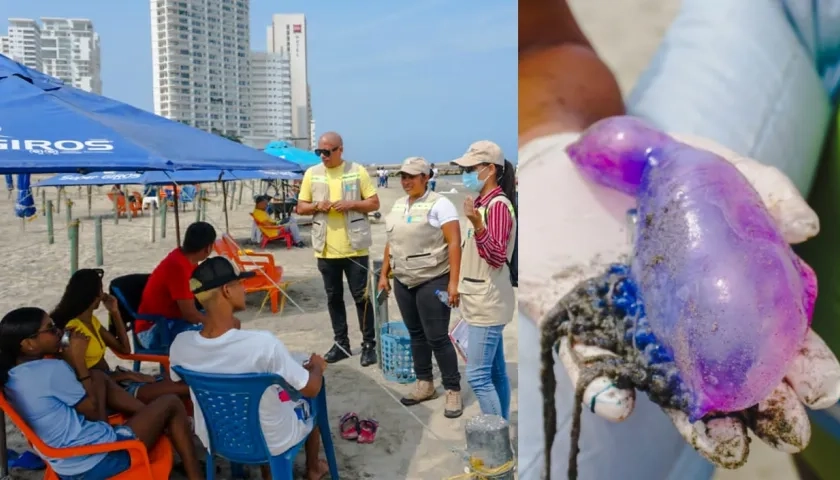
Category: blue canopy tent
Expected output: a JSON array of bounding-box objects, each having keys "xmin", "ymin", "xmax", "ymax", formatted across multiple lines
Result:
[
  {"xmin": 0, "ymin": 53, "xmax": 300, "ymax": 251},
  {"xmin": 34, "ymin": 169, "xmax": 302, "ymax": 232},
  {"xmin": 0, "ymin": 54, "xmax": 298, "ymax": 173},
  {"xmin": 264, "ymin": 141, "xmax": 321, "ymax": 168},
  {"xmin": 34, "ymin": 169, "xmax": 303, "ymax": 188}
]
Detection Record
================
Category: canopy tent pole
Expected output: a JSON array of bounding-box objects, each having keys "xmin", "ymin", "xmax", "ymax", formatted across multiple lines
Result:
[
  {"xmin": 221, "ymin": 181, "xmax": 230, "ymax": 233},
  {"xmin": 172, "ymin": 183, "xmax": 181, "ymax": 248},
  {"xmin": 281, "ymin": 180, "xmax": 288, "ymax": 220}
]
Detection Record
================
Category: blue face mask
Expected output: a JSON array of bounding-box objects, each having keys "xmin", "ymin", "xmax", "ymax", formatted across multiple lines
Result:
[{"xmin": 462, "ymin": 168, "xmax": 487, "ymax": 192}]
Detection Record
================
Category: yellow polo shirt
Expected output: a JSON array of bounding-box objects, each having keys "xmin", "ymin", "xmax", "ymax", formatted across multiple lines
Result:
[{"xmin": 298, "ymin": 163, "xmax": 377, "ymax": 259}]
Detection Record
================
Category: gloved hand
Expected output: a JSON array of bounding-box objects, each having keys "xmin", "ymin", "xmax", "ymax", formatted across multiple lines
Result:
[{"xmin": 518, "ymin": 131, "xmax": 840, "ymax": 475}]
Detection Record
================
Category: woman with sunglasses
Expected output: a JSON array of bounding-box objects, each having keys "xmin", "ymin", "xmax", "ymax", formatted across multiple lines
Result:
[
  {"xmin": 0, "ymin": 307, "xmax": 202, "ymax": 479},
  {"xmin": 378, "ymin": 156, "xmax": 464, "ymax": 419},
  {"xmin": 50, "ymin": 268, "xmax": 189, "ymax": 403},
  {"xmin": 452, "ymin": 140, "xmax": 518, "ymax": 421}
]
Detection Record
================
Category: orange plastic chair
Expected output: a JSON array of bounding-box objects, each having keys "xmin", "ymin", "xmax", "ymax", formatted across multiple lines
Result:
[
  {"xmin": 128, "ymin": 192, "xmax": 143, "ymax": 217},
  {"xmin": 106, "ymin": 192, "xmax": 127, "ymax": 217},
  {"xmin": 213, "ymin": 235, "xmax": 287, "ymax": 314},
  {"xmin": 249, "ymin": 213, "xmax": 293, "ymax": 249},
  {"xmin": 0, "ymin": 392, "xmax": 174, "ymax": 480}
]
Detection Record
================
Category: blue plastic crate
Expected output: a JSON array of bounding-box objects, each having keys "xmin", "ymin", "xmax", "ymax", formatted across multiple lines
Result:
[{"xmin": 380, "ymin": 321, "xmax": 416, "ymax": 384}]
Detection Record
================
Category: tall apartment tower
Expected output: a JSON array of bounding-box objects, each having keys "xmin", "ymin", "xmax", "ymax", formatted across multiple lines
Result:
[
  {"xmin": 1, "ymin": 18, "xmax": 42, "ymax": 71},
  {"xmin": 150, "ymin": 0, "xmax": 251, "ymax": 137},
  {"xmin": 266, "ymin": 14, "xmax": 310, "ymax": 149},
  {"xmin": 245, "ymin": 50, "xmax": 293, "ymax": 148},
  {"xmin": 40, "ymin": 18, "xmax": 102, "ymax": 94},
  {"xmin": 1, "ymin": 18, "xmax": 101, "ymax": 93}
]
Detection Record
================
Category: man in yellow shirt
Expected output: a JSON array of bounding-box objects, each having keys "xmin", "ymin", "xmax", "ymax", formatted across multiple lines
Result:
[
  {"xmin": 252, "ymin": 195, "xmax": 305, "ymax": 247},
  {"xmin": 298, "ymin": 131, "xmax": 380, "ymax": 366}
]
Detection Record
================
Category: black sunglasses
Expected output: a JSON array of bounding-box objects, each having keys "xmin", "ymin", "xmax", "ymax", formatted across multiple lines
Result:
[
  {"xmin": 29, "ymin": 322, "xmax": 60, "ymax": 339},
  {"xmin": 314, "ymin": 146, "xmax": 340, "ymax": 157}
]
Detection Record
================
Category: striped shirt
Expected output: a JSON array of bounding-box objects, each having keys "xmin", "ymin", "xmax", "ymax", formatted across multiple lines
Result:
[{"xmin": 473, "ymin": 186, "xmax": 514, "ymax": 269}]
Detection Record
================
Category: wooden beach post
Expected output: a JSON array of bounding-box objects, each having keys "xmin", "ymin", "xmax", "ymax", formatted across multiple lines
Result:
[
  {"xmin": 68, "ymin": 219, "xmax": 80, "ymax": 275},
  {"xmin": 228, "ymin": 182, "xmax": 237, "ymax": 211},
  {"xmin": 112, "ymin": 194, "xmax": 119, "ymax": 224},
  {"xmin": 86, "ymin": 186, "xmax": 92, "ymax": 217},
  {"xmin": 159, "ymin": 201, "xmax": 167, "ymax": 239},
  {"xmin": 94, "ymin": 216, "xmax": 104, "ymax": 266},
  {"xmin": 149, "ymin": 203, "xmax": 157, "ymax": 243},
  {"xmin": 46, "ymin": 200, "xmax": 55, "ymax": 245}
]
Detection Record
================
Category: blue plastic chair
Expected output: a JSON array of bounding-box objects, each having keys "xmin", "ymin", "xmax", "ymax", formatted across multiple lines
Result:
[
  {"xmin": 180, "ymin": 185, "xmax": 197, "ymax": 207},
  {"xmin": 111, "ymin": 284, "xmax": 179, "ymax": 372},
  {"xmin": 171, "ymin": 367, "xmax": 340, "ymax": 480}
]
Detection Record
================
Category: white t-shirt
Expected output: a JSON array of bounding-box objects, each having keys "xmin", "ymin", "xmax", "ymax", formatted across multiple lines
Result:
[
  {"xmin": 401, "ymin": 192, "xmax": 459, "ymax": 228},
  {"xmin": 431, "ymin": 167, "xmax": 439, "ymax": 178},
  {"xmin": 169, "ymin": 329, "xmax": 313, "ymax": 455}
]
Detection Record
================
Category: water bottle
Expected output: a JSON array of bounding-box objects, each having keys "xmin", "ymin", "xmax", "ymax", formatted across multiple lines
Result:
[{"xmin": 435, "ymin": 290, "xmax": 449, "ymax": 305}]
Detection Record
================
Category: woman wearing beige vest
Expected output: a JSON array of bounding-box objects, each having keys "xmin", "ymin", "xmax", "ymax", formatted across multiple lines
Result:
[
  {"xmin": 452, "ymin": 140, "xmax": 517, "ymax": 421},
  {"xmin": 378, "ymin": 157, "xmax": 464, "ymax": 419}
]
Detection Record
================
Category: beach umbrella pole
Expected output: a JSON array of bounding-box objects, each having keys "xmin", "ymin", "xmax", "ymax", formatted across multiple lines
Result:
[
  {"xmin": 46, "ymin": 200, "xmax": 54, "ymax": 245},
  {"xmin": 281, "ymin": 180, "xmax": 288, "ymax": 220},
  {"xmin": 86, "ymin": 186, "xmax": 92, "ymax": 218},
  {"xmin": 159, "ymin": 201, "xmax": 167, "ymax": 240},
  {"xmin": 221, "ymin": 181, "xmax": 230, "ymax": 233},
  {"xmin": 172, "ymin": 184, "xmax": 181, "ymax": 248},
  {"xmin": 95, "ymin": 217, "xmax": 104, "ymax": 266}
]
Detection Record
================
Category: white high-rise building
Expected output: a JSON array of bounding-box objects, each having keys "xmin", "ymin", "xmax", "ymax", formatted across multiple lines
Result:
[
  {"xmin": 150, "ymin": 0, "xmax": 251, "ymax": 137},
  {"xmin": 40, "ymin": 18, "xmax": 102, "ymax": 94},
  {"xmin": 1, "ymin": 18, "xmax": 101, "ymax": 94},
  {"xmin": 243, "ymin": 51, "xmax": 292, "ymax": 149},
  {"xmin": 1, "ymin": 18, "xmax": 42, "ymax": 71},
  {"xmin": 266, "ymin": 14, "xmax": 310, "ymax": 149}
]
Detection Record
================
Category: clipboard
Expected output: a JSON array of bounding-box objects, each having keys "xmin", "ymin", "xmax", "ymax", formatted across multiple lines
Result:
[{"xmin": 449, "ymin": 317, "xmax": 469, "ymax": 362}]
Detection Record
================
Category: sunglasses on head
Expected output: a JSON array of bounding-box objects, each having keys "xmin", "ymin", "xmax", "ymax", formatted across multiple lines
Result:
[{"xmin": 314, "ymin": 146, "xmax": 340, "ymax": 157}]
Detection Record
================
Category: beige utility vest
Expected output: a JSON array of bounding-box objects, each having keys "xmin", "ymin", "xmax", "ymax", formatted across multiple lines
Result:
[
  {"xmin": 309, "ymin": 162, "xmax": 373, "ymax": 254},
  {"xmin": 459, "ymin": 195, "xmax": 517, "ymax": 327},
  {"xmin": 385, "ymin": 191, "xmax": 452, "ymax": 288}
]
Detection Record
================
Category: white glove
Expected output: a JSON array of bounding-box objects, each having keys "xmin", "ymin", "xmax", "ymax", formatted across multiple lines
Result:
[{"xmin": 518, "ymin": 131, "xmax": 840, "ymax": 471}]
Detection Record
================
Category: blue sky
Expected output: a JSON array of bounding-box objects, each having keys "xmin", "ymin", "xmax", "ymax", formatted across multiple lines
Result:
[{"xmin": 1, "ymin": 0, "xmax": 516, "ymax": 165}]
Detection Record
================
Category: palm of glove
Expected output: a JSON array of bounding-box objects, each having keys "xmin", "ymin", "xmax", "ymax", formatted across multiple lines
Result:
[{"xmin": 532, "ymin": 134, "xmax": 840, "ymax": 479}]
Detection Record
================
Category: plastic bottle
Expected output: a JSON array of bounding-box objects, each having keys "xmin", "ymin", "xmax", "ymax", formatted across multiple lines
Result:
[{"xmin": 435, "ymin": 289, "xmax": 449, "ymax": 305}]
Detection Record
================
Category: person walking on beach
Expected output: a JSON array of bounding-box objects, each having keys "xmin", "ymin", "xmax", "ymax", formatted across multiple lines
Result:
[
  {"xmin": 429, "ymin": 163, "xmax": 439, "ymax": 191},
  {"xmin": 297, "ymin": 132, "xmax": 381, "ymax": 366},
  {"xmin": 378, "ymin": 157, "xmax": 464, "ymax": 418},
  {"xmin": 452, "ymin": 140, "xmax": 517, "ymax": 421}
]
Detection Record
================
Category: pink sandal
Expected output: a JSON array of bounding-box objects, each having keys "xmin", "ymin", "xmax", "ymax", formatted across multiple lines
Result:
[
  {"xmin": 339, "ymin": 412, "xmax": 360, "ymax": 440},
  {"xmin": 357, "ymin": 418, "xmax": 378, "ymax": 444}
]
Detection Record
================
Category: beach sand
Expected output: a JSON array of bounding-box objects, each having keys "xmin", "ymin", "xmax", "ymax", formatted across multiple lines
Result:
[
  {"xmin": 0, "ymin": 175, "xmax": 517, "ymax": 479},
  {"xmin": 568, "ymin": 1, "xmax": 799, "ymax": 478}
]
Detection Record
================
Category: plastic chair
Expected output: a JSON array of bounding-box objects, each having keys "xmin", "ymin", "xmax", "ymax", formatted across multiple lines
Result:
[
  {"xmin": 171, "ymin": 367, "xmax": 339, "ymax": 480},
  {"xmin": 127, "ymin": 192, "xmax": 143, "ymax": 217},
  {"xmin": 180, "ymin": 185, "xmax": 197, "ymax": 210},
  {"xmin": 213, "ymin": 235, "xmax": 287, "ymax": 314},
  {"xmin": 109, "ymin": 274, "xmax": 177, "ymax": 373},
  {"xmin": 0, "ymin": 392, "xmax": 174, "ymax": 480},
  {"xmin": 249, "ymin": 213, "xmax": 293, "ymax": 249}
]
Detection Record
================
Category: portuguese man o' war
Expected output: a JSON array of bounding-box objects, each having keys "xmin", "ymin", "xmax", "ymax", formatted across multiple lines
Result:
[{"xmin": 564, "ymin": 116, "xmax": 817, "ymax": 421}]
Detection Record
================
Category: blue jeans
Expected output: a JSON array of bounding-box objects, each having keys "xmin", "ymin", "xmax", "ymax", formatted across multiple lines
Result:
[
  {"xmin": 59, "ymin": 426, "xmax": 135, "ymax": 480},
  {"xmin": 137, "ymin": 320, "xmax": 202, "ymax": 349},
  {"xmin": 465, "ymin": 324, "xmax": 510, "ymax": 420}
]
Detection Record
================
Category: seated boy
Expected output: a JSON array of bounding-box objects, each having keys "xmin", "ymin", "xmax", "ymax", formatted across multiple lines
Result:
[
  {"xmin": 169, "ymin": 257, "xmax": 329, "ymax": 480},
  {"xmin": 136, "ymin": 222, "xmax": 216, "ymax": 349}
]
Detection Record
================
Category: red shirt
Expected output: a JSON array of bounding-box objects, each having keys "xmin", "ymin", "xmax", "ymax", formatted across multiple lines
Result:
[
  {"xmin": 473, "ymin": 186, "xmax": 514, "ymax": 269},
  {"xmin": 136, "ymin": 248, "xmax": 196, "ymax": 332}
]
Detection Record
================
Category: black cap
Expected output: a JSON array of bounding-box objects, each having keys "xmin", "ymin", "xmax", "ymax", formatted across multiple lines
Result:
[{"xmin": 190, "ymin": 257, "xmax": 255, "ymax": 294}]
